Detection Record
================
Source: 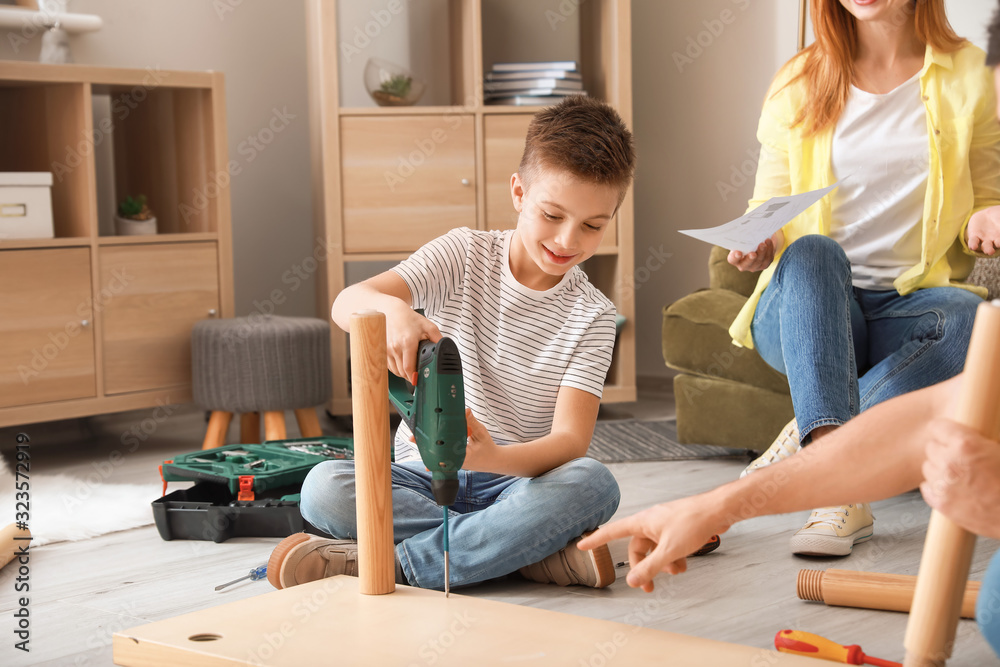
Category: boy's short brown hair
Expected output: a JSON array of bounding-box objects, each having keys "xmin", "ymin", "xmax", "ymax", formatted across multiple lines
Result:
[{"xmin": 518, "ymin": 96, "xmax": 636, "ymax": 204}]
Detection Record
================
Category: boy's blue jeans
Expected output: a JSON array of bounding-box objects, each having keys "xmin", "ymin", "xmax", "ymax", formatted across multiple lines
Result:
[
  {"xmin": 299, "ymin": 456, "xmax": 620, "ymax": 590},
  {"xmin": 752, "ymin": 235, "xmax": 981, "ymax": 443},
  {"xmin": 980, "ymin": 549, "xmax": 1000, "ymax": 659}
]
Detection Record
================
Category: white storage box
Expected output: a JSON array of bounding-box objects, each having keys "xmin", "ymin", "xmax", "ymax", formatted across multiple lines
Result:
[{"xmin": 0, "ymin": 172, "xmax": 55, "ymax": 240}]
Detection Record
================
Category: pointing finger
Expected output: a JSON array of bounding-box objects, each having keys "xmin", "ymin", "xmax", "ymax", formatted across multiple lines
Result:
[{"xmin": 577, "ymin": 517, "xmax": 639, "ymax": 551}]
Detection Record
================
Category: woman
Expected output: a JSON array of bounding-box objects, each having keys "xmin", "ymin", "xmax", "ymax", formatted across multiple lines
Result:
[{"xmin": 729, "ymin": 0, "xmax": 1000, "ymax": 557}]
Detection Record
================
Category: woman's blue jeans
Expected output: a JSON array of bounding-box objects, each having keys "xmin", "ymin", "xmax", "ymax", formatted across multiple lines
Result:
[
  {"xmin": 980, "ymin": 549, "xmax": 1000, "ymax": 659},
  {"xmin": 751, "ymin": 235, "xmax": 981, "ymax": 443},
  {"xmin": 299, "ymin": 457, "xmax": 621, "ymax": 591}
]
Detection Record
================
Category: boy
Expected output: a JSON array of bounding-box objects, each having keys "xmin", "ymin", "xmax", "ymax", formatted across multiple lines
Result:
[{"xmin": 267, "ymin": 96, "xmax": 636, "ymax": 591}]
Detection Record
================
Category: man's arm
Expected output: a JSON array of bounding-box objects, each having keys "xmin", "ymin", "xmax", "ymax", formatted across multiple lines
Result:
[
  {"xmin": 463, "ymin": 386, "xmax": 599, "ymax": 478},
  {"xmin": 579, "ymin": 375, "xmax": 960, "ymax": 592}
]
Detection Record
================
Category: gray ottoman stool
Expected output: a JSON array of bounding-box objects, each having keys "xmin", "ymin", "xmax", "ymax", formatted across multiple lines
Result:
[{"xmin": 191, "ymin": 315, "xmax": 332, "ymax": 449}]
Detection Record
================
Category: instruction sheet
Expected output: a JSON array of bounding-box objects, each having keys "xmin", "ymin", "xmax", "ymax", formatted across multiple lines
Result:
[{"xmin": 679, "ymin": 182, "xmax": 840, "ymax": 253}]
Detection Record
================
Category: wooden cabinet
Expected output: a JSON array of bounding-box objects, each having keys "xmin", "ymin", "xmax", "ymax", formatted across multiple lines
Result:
[
  {"xmin": 0, "ymin": 62, "xmax": 233, "ymax": 428},
  {"xmin": 0, "ymin": 248, "xmax": 96, "ymax": 408},
  {"xmin": 99, "ymin": 243, "xmax": 221, "ymax": 395},
  {"xmin": 307, "ymin": 0, "xmax": 635, "ymax": 413},
  {"xmin": 483, "ymin": 114, "xmax": 530, "ymax": 232},
  {"xmin": 341, "ymin": 116, "xmax": 476, "ymax": 253}
]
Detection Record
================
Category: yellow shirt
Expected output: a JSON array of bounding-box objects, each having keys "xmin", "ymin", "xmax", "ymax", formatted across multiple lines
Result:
[{"xmin": 730, "ymin": 42, "xmax": 1000, "ymax": 349}]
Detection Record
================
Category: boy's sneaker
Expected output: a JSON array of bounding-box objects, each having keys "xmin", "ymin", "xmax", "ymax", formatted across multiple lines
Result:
[
  {"xmin": 741, "ymin": 418, "xmax": 801, "ymax": 478},
  {"xmin": 790, "ymin": 503, "xmax": 875, "ymax": 557},
  {"xmin": 267, "ymin": 533, "xmax": 359, "ymax": 589},
  {"xmin": 519, "ymin": 532, "xmax": 615, "ymax": 588}
]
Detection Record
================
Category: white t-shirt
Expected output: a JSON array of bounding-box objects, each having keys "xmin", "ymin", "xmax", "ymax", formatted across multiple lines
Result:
[
  {"xmin": 390, "ymin": 227, "xmax": 616, "ymax": 463},
  {"xmin": 831, "ymin": 72, "xmax": 929, "ymax": 290}
]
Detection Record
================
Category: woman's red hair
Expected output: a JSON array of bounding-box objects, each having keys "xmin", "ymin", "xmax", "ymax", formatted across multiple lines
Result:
[{"xmin": 784, "ymin": 0, "xmax": 965, "ymax": 135}]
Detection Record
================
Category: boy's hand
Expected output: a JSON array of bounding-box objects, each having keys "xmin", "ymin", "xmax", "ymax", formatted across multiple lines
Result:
[
  {"xmin": 577, "ymin": 493, "xmax": 730, "ymax": 593},
  {"xmin": 384, "ymin": 303, "xmax": 442, "ymax": 384},
  {"xmin": 920, "ymin": 418, "xmax": 1000, "ymax": 540},
  {"xmin": 462, "ymin": 409, "xmax": 501, "ymax": 473},
  {"xmin": 966, "ymin": 206, "xmax": 1000, "ymax": 255}
]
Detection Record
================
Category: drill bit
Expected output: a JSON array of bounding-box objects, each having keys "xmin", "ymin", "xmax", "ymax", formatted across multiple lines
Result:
[{"xmin": 443, "ymin": 507, "xmax": 450, "ymax": 597}]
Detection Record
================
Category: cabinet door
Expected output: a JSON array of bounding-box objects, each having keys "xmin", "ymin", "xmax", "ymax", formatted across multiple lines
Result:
[
  {"xmin": 483, "ymin": 114, "xmax": 618, "ymax": 249},
  {"xmin": 99, "ymin": 242, "xmax": 220, "ymax": 395},
  {"xmin": 340, "ymin": 116, "xmax": 476, "ymax": 253},
  {"xmin": 484, "ymin": 114, "xmax": 532, "ymax": 231},
  {"xmin": 0, "ymin": 248, "xmax": 96, "ymax": 408}
]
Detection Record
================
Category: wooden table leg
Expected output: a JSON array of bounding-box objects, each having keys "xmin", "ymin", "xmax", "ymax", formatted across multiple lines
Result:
[
  {"xmin": 294, "ymin": 407, "xmax": 323, "ymax": 437},
  {"xmin": 240, "ymin": 412, "xmax": 260, "ymax": 444},
  {"xmin": 263, "ymin": 411, "xmax": 287, "ymax": 441},
  {"xmin": 350, "ymin": 310, "xmax": 394, "ymax": 595},
  {"xmin": 904, "ymin": 301, "xmax": 1000, "ymax": 666},
  {"xmin": 201, "ymin": 411, "xmax": 232, "ymax": 450}
]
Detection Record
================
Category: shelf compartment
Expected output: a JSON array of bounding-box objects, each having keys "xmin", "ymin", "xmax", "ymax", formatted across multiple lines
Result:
[
  {"xmin": 0, "ymin": 81, "xmax": 96, "ymax": 239},
  {"xmin": 480, "ymin": 0, "xmax": 628, "ymax": 107},
  {"xmin": 94, "ymin": 85, "xmax": 218, "ymax": 236},
  {"xmin": 336, "ymin": 0, "xmax": 478, "ymax": 109}
]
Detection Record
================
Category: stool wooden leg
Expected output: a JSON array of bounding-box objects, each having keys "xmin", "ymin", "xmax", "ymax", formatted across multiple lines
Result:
[
  {"xmin": 263, "ymin": 411, "xmax": 287, "ymax": 441},
  {"xmin": 240, "ymin": 412, "xmax": 260, "ymax": 444},
  {"xmin": 202, "ymin": 411, "xmax": 232, "ymax": 450},
  {"xmin": 294, "ymin": 407, "xmax": 323, "ymax": 438}
]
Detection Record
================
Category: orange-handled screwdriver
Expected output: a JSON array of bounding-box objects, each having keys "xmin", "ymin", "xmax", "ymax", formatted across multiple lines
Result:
[{"xmin": 774, "ymin": 630, "xmax": 901, "ymax": 667}]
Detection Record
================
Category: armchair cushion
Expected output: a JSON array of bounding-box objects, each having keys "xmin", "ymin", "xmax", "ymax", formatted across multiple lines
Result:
[{"xmin": 662, "ymin": 289, "xmax": 789, "ymax": 395}]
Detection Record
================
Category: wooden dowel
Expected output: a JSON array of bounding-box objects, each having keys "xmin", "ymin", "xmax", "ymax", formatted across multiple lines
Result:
[
  {"xmin": 904, "ymin": 300, "xmax": 1000, "ymax": 666},
  {"xmin": 798, "ymin": 569, "xmax": 980, "ymax": 619},
  {"xmin": 349, "ymin": 310, "xmax": 395, "ymax": 596}
]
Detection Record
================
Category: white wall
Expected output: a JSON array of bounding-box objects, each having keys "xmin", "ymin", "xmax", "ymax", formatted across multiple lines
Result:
[
  {"xmin": 631, "ymin": 0, "xmax": 797, "ymax": 379},
  {"xmin": 947, "ymin": 0, "xmax": 996, "ymax": 51}
]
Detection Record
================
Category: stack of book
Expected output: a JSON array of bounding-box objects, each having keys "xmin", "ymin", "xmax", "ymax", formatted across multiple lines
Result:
[{"xmin": 484, "ymin": 61, "xmax": 585, "ymax": 106}]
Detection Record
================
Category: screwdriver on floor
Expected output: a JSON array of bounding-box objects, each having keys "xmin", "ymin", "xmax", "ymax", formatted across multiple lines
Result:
[
  {"xmin": 215, "ymin": 563, "xmax": 267, "ymax": 591},
  {"xmin": 774, "ymin": 629, "xmax": 902, "ymax": 667}
]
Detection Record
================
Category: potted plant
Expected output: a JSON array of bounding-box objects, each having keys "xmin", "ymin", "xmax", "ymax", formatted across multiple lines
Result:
[
  {"xmin": 115, "ymin": 194, "xmax": 157, "ymax": 236},
  {"xmin": 364, "ymin": 58, "xmax": 426, "ymax": 107}
]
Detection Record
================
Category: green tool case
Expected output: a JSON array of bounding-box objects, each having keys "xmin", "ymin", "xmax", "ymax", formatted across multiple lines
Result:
[{"xmin": 152, "ymin": 437, "xmax": 354, "ymax": 543}]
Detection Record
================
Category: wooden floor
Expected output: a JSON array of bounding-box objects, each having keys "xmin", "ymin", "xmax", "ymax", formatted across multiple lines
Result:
[{"xmin": 1, "ymin": 380, "xmax": 998, "ymax": 666}]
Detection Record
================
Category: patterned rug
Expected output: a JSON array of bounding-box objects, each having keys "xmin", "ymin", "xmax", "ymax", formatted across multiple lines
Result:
[{"xmin": 587, "ymin": 419, "xmax": 752, "ymax": 464}]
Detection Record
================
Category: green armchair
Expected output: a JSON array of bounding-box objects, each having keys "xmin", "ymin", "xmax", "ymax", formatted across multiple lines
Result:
[
  {"xmin": 661, "ymin": 247, "xmax": 792, "ymax": 450},
  {"xmin": 662, "ymin": 248, "xmax": 1000, "ymax": 451}
]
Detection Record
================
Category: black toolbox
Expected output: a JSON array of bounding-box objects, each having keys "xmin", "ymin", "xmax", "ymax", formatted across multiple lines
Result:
[{"xmin": 152, "ymin": 436, "xmax": 354, "ymax": 542}]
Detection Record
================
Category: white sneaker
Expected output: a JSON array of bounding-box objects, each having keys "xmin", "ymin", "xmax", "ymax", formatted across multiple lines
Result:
[
  {"xmin": 741, "ymin": 418, "xmax": 801, "ymax": 478},
  {"xmin": 790, "ymin": 504, "xmax": 875, "ymax": 557}
]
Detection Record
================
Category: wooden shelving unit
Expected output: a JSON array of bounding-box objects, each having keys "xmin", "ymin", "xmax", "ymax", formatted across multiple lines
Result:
[
  {"xmin": 306, "ymin": 0, "xmax": 635, "ymax": 414},
  {"xmin": 0, "ymin": 61, "xmax": 233, "ymax": 428}
]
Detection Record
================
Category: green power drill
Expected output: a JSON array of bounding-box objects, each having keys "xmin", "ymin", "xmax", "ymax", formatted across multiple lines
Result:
[{"xmin": 387, "ymin": 336, "xmax": 467, "ymax": 595}]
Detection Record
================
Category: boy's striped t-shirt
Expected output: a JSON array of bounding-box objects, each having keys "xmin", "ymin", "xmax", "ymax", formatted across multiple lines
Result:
[{"xmin": 390, "ymin": 227, "xmax": 616, "ymax": 463}]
